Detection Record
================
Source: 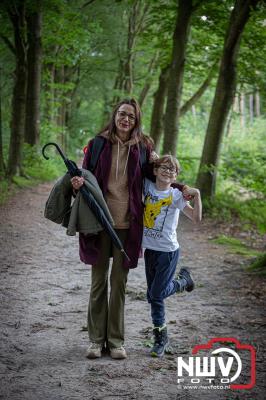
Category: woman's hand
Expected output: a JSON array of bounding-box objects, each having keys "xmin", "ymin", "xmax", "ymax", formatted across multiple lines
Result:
[{"xmin": 71, "ymin": 176, "xmax": 85, "ymax": 190}]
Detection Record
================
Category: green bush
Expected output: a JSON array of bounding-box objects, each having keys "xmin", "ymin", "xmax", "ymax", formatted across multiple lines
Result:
[
  {"xmin": 246, "ymin": 253, "xmax": 266, "ymax": 275},
  {"xmin": 204, "ymin": 188, "xmax": 266, "ymax": 234},
  {"xmin": 0, "ymin": 144, "xmax": 67, "ymax": 205},
  {"xmin": 22, "ymin": 144, "xmax": 66, "ymax": 181}
]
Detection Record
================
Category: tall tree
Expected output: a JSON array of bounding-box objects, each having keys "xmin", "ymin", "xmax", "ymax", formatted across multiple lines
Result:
[
  {"xmin": 138, "ymin": 51, "xmax": 159, "ymax": 108},
  {"xmin": 5, "ymin": 0, "xmax": 27, "ymax": 177},
  {"xmin": 112, "ymin": 0, "xmax": 150, "ymax": 104},
  {"xmin": 150, "ymin": 65, "xmax": 170, "ymax": 152},
  {"xmin": 162, "ymin": 0, "xmax": 194, "ymax": 155},
  {"xmin": 24, "ymin": 1, "xmax": 42, "ymax": 146},
  {"xmin": 196, "ymin": 0, "xmax": 260, "ymax": 199},
  {"xmin": 0, "ymin": 67, "xmax": 5, "ymax": 178}
]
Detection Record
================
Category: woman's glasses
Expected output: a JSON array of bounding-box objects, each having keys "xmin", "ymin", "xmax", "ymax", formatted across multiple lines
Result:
[
  {"xmin": 117, "ymin": 111, "xmax": 136, "ymax": 123},
  {"xmin": 158, "ymin": 165, "xmax": 177, "ymax": 174}
]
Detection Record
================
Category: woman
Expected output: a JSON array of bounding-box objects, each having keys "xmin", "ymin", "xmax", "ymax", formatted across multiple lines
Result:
[{"xmin": 71, "ymin": 98, "xmax": 154, "ymax": 359}]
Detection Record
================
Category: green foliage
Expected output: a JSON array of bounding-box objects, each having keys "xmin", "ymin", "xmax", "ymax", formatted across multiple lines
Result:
[
  {"xmin": 0, "ymin": 143, "xmax": 66, "ymax": 205},
  {"xmin": 0, "ymin": 180, "xmax": 10, "ymax": 205},
  {"xmin": 203, "ymin": 118, "xmax": 266, "ymax": 233},
  {"xmin": 221, "ymin": 121, "xmax": 266, "ymax": 196},
  {"xmin": 177, "ymin": 114, "xmax": 266, "ymax": 234},
  {"xmin": 211, "ymin": 234, "xmax": 260, "ymax": 257},
  {"xmin": 246, "ymin": 253, "xmax": 266, "ymax": 275},
  {"xmin": 22, "ymin": 144, "xmax": 66, "ymax": 181},
  {"xmin": 204, "ymin": 189, "xmax": 266, "ymax": 234}
]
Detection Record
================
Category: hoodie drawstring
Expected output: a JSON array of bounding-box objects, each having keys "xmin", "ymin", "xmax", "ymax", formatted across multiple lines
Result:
[
  {"xmin": 123, "ymin": 146, "xmax": 130, "ymax": 177},
  {"xmin": 116, "ymin": 140, "xmax": 120, "ymax": 181},
  {"xmin": 115, "ymin": 141, "xmax": 131, "ymax": 181}
]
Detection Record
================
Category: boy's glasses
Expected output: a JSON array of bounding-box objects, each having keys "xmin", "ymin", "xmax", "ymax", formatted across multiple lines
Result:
[
  {"xmin": 158, "ymin": 165, "xmax": 177, "ymax": 174},
  {"xmin": 117, "ymin": 111, "xmax": 136, "ymax": 123}
]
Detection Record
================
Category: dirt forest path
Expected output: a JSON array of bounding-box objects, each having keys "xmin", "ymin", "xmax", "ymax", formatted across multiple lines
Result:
[{"xmin": 0, "ymin": 182, "xmax": 265, "ymax": 400}]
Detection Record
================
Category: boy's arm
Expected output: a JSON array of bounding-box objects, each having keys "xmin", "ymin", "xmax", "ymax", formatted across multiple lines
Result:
[{"xmin": 182, "ymin": 188, "xmax": 202, "ymax": 223}]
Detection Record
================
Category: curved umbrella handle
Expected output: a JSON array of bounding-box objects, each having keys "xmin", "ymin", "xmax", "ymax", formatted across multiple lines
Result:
[{"xmin": 42, "ymin": 142, "xmax": 67, "ymax": 162}]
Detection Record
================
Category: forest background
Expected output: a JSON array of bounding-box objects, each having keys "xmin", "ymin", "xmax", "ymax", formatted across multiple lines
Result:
[{"xmin": 0, "ymin": 0, "xmax": 265, "ymax": 264}]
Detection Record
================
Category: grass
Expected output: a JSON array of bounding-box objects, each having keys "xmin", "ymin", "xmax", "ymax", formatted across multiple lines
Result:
[
  {"xmin": 204, "ymin": 187, "xmax": 266, "ymax": 235},
  {"xmin": 246, "ymin": 253, "xmax": 266, "ymax": 276},
  {"xmin": 211, "ymin": 235, "xmax": 261, "ymax": 257},
  {"xmin": 0, "ymin": 185, "xmax": 13, "ymax": 205}
]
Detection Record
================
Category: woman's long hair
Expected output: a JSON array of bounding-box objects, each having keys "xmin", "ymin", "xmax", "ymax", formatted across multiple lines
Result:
[{"xmin": 98, "ymin": 98, "xmax": 153, "ymax": 148}]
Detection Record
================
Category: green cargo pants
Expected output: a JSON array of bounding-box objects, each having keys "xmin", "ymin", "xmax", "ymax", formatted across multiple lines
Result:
[{"xmin": 87, "ymin": 229, "xmax": 129, "ymax": 349}]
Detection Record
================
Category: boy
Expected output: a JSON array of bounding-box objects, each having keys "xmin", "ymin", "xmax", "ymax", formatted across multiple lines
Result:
[{"xmin": 142, "ymin": 155, "xmax": 202, "ymax": 357}]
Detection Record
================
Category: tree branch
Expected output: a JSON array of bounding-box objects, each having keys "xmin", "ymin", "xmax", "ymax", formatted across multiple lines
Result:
[
  {"xmin": 81, "ymin": 0, "xmax": 97, "ymax": 9},
  {"xmin": 0, "ymin": 34, "xmax": 16, "ymax": 54},
  {"xmin": 180, "ymin": 60, "xmax": 218, "ymax": 117}
]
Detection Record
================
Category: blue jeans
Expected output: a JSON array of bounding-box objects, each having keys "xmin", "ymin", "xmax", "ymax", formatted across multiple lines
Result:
[{"xmin": 144, "ymin": 248, "xmax": 180, "ymax": 327}]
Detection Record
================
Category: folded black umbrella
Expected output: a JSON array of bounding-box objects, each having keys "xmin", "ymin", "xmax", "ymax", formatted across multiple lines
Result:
[{"xmin": 42, "ymin": 142, "xmax": 130, "ymax": 261}]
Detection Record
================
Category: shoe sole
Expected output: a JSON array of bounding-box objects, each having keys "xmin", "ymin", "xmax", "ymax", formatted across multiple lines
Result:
[
  {"xmin": 86, "ymin": 349, "xmax": 102, "ymax": 359},
  {"xmin": 150, "ymin": 351, "xmax": 164, "ymax": 357},
  {"xmin": 110, "ymin": 355, "xmax": 127, "ymax": 359},
  {"xmin": 150, "ymin": 340, "xmax": 169, "ymax": 358},
  {"xmin": 86, "ymin": 353, "xmax": 102, "ymax": 359}
]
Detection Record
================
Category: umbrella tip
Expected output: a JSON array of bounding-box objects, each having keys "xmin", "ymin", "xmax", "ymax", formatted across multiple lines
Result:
[{"xmin": 121, "ymin": 250, "xmax": 130, "ymax": 262}]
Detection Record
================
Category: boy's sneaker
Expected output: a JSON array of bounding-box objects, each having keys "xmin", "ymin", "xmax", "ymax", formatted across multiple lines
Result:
[
  {"xmin": 150, "ymin": 326, "xmax": 169, "ymax": 357},
  {"xmin": 179, "ymin": 268, "xmax": 195, "ymax": 292},
  {"xmin": 86, "ymin": 342, "xmax": 103, "ymax": 359},
  {"xmin": 110, "ymin": 346, "xmax": 127, "ymax": 359}
]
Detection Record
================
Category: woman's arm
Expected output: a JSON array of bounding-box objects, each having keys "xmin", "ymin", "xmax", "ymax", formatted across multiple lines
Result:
[{"xmin": 182, "ymin": 188, "xmax": 202, "ymax": 223}]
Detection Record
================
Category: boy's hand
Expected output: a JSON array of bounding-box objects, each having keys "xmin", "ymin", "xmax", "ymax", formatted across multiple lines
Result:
[
  {"xmin": 182, "ymin": 185, "xmax": 193, "ymax": 201},
  {"xmin": 183, "ymin": 185, "xmax": 200, "ymax": 200},
  {"xmin": 149, "ymin": 151, "xmax": 159, "ymax": 162}
]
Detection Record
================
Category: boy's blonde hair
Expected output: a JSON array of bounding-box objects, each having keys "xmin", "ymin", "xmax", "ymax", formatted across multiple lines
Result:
[{"xmin": 153, "ymin": 154, "xmax": 181, "ymax": 175}]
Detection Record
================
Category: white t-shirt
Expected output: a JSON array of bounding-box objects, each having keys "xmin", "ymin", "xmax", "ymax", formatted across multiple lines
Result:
[{"xmin": 142, "ymin": 179, "xmax": 187, "ymax": 252}]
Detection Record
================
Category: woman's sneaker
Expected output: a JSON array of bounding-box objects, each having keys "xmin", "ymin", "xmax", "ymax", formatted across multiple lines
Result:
[
  {"xmin": 86, "ymin": 342, "xmax": 103, "ymax": 359},
  {"xmin": 179, "ymin": 268, "xmax": 195, "ymax": 292},
  {"xmin": 150, "ymin": 326, "xmax": 169, "ymax": 357},
  {"xmin": 110, "ymin": 346, "xmax": 127, "ymax": 359}
]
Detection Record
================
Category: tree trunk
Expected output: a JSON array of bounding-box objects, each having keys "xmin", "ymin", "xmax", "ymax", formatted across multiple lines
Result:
[
  {"xmin": 196, "ymin": 0, "xmax": 259, "ymax": 199},
  {"xmin": 233, "ymin": 94, "xmax": 239, "ymax": 113},
  {"xmin": 55, "ymin": 66, "xmax": 66, "ymax": 150},
  {"xmin": 25, "ymin": 4, "xmax": 42, "ymax": 146},
  {"xmin": 138, "ymin": 52, "xmax": 159, "ymax": 108},
  {"xmin": 0, "ymin": 67, "xmax": 5, "ymax": 178},
  {"xmin": 249, "ymin": 93, "xmax": 253, "ymax": 124},
  {"xmin": 7, "ymin": 1, "xmax": 27, "ymax": 178},
  {"xmin": 122, "ymin": 1, "xmax": 150, "ymax": 94},
  {"xmin": 240, "ymin": 92, "xmax": 246, "ymax": 128},
  {"xmin": 162, "ymin": 0, "xmax": 193, "ymax": 155},
  {"xmin": 44, "ymin": 63, "xmax": 56, "ymax": 123},
  {"xmin": 111, "ymin": 0, "xmax": 149, "ymax": 105},
  {"xmin": 150, "ymin": 66, "xmax": 170, "ymax": 153},
  {"xmin": 255, "ymin": 91, "xmax": 260, "ymax": 117}
]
